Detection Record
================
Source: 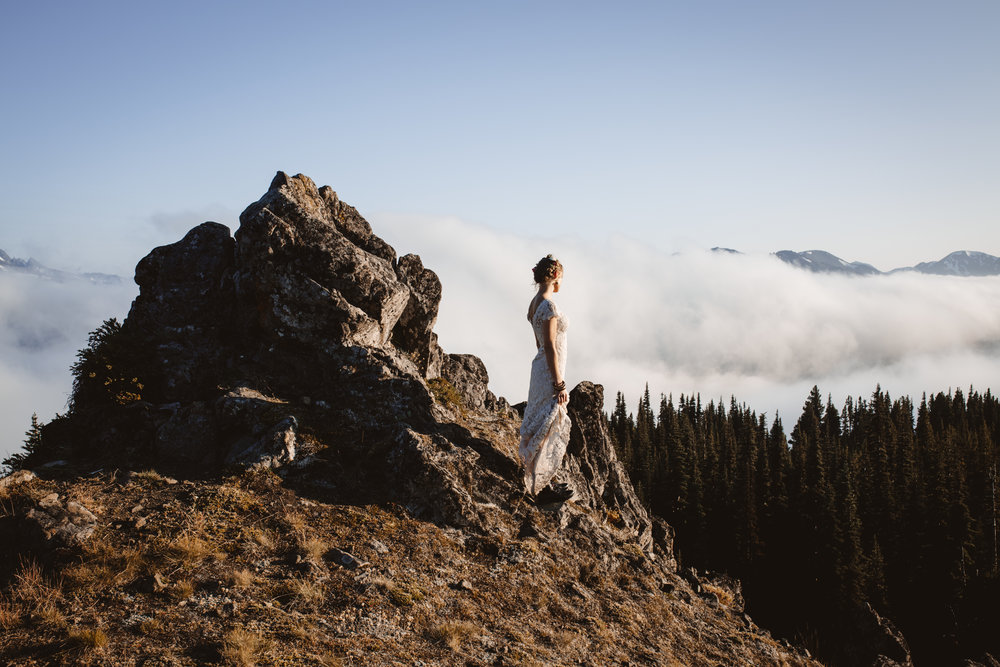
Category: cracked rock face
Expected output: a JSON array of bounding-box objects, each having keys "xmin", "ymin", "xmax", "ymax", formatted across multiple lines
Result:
[
  {"xmin": 565, "ymin": 382, "xmax": 664, "ymax": 557},
  {"xmin": 128, "ymin": 222, "xmax": 236, "ymax": 402},
  {"xmin": 235, "ymin": 172, "xmax": 412, "ymax": 350}
]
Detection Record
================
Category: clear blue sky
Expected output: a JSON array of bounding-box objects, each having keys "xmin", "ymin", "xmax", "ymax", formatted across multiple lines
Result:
[
  {"xmin": 1, "ymin": 0, "xmax": 998, "ymax": 274},
  {"xmin": 2, "ymin": 1, "xmax": 1000, "ymax": 461}
]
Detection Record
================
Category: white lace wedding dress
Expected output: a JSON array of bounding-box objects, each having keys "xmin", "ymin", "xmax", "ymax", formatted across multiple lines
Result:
[{"xmin": 518, "ymin": 298, "xmax": 571, "ymax": 495}]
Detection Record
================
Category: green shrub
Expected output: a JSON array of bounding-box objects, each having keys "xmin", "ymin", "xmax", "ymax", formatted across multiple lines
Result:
[
  {"xmin": 427, "ymin": 378, "xmax": 464, "ymax": 413},
  {"xmin": 69, "ymin": 318, "xmax": 145, "ymax": 410}
]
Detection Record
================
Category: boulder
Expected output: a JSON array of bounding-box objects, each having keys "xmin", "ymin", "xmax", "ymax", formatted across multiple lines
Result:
[
  {"xmin": 651, "ymin": 516, "xmax": 678, "ymax": 570},
  {"xmin": 153, "ymin": 402, "xmax": 218, "ymax": 468},
  {"xmin": 0, "ymin": 469, "xmax": 37, "ymax": 492},
  {"xmin": 22, "ymin": 492, "xmax": 98, "ymax": 548},
  {"xmin": 565, "ymin": 382, "xmax": 658, "ymax": 558},
  {"xmin": 225, "ymin": 416, "xmax": 297, "ymax": 469},
  {"xmin": 848, "ymin": 602, "xmax": 913, "ymax": 667},
  {"xmin": 234, "ymin": 172, "xmax": 410, "ymax": 350},
  {"xmin": 441, "ymin": 353, "xmax": 493, "ymax": 411},
  {"xmin": 128, "ymin": 222, "xmax": 236, "ymax": 402},
  {"xmin": 393, "ymin": 253, "xmax": 444, "ymax": 378}
]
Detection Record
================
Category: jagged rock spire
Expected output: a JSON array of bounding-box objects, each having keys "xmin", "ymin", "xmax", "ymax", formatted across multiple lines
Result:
[{"xmin": 41, "ymin": 172, "xmax": 665, "ymax": 563}]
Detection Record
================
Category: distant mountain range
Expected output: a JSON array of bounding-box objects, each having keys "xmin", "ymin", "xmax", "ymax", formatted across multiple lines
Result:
[
  {"xmin": 4, "ymin": 244, "xmax": 999, "ymax": 284},
  {"xmin": 773, "ymin": 250, "xmax": 882, "ymax": 276},
  {"xmin": 904, "ymin": 250, "xmax": 1000, "ymax": 277},
  {"xmin": 0, "ymin": 248, "xmax": 122, "ymax": 285},
  {"xmin": 772, "ymin": 249, "xmax": 1000, "ymax": 277},
  {"xmin": 712, "ymin": 247, "xmax": 1000, "ymax": 277}
]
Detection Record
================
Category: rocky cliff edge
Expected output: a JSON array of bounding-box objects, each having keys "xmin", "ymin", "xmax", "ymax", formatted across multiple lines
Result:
[{"xmin": 0, "ymin": 173, "xmax": 820, "ymax": 666}]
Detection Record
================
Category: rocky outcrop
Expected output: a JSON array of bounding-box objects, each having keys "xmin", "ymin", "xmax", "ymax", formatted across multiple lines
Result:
[
  {"xmin": 441, "ymin": 353, "xmax": 492, "ymax": 411},
  {"xmin": 393, "ymin": 253, "xmax": 444, "ymax": 378},
  {"xmin": 856, "ymin": 603, "xmax": 914, "ymax": 667},
  {"xmin": 0, "ymin": 477, "xmax": 98, "ymax": 560},
  {"xmin": 235, "ymin": 172, "xmax": 409, "ymax": 351},
  {"xmin": 24, "ymin": 492, "xmax": 98, "ymax": 548},
  {"xmin": 564, "ymin": 382, "xmax": 663, "ymax": 557},
  {"xmin": 128, "ymin": 221, "xmax": 236, "ymax": 402},
  {"xmin": 0, "ymin": 171, "xmax": 853, "ymax": 667},
  {"xmin": 0, "ymin": 469, "xmax": 36, "ymax": 492},
  {"xmin": 29, "ymin": 171, "xmax": 669, "ymax": 573}
]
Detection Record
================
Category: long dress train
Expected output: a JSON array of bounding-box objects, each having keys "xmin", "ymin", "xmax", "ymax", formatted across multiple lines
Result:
[{"xmin": 518, "ymin": 298, "xmax": 571, "ymax": 495}]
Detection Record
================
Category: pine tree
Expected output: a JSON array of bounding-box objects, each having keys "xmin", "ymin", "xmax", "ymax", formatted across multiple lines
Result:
[
  {"xmin": 2, "ymin": 413, "xmax": 43, "ymax": 473},
  {"xmin": 833, "ymin": 450, "xmax": 864, "ymax": 612},
  {"xmin": 601, "ymin": 381, "xmax": 1000, "ymax": 664}
]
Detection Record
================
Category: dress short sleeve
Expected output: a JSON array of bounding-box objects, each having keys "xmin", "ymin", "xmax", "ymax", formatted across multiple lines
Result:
[{"xmin": 533, "ymin": 299, "xmax": 558, "ymax": 323}]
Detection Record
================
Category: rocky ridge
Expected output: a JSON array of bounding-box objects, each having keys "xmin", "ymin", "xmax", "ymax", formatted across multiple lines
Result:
[
  {"xmin": 774, "ymin": 248, "xmax": 1000, "ymax": 277},
  {"xmin": 0, "ymin": 173, "xmax": 825, "ymax": 665},
  {"xmin": 905, "ymin": 250, "xmax": 1000, "ymax": 277},
  {"xmin": 774, "ymin": 250, "xmax": 881, "ymax": 276},
  {"xmin": 0, "ymin": 248, "xmax": 121, "ymax": 284}
]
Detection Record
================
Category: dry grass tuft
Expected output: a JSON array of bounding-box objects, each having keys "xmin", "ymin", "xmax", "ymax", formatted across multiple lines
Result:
[
  {"xmin": 553, "ymin": 629, "xmax": 581, "ymax": 649},
  {"xmin": 371, "ymin": 576, "xmax": 425, "ymax": 607},
  {"xmin": 13, "ymin": 558, "xmax": 48, "ymax": 598},
  {"xmin": 131, "ymin": 469, "xmax": 165, "ymax": 482},
  {"xmin": 702, "ymin": 583, "xmax": 734, "ymax": 607},
  {"xmin": 138, "ymin": 617, "xmax": 164, "ymax": 635},
  {"xmin": 221, "ymin": 627, "xmax": 267, "ymax": 666},
  {"xmin": 299, "ymin": 536, "xmax": 327, "ymax": 563},
  {"xmin": 578, "ymin": 560, "xmax": 600, "ymax": 588},
  {"xmin": 503, "ymin": 651, "xmax": 547, "ymax": 667},
  {"xmin": 229, "ymin": 568, "xmax": 255, "ymax": 589},
  {"xmin": 283, "ymin": 511, "xmax": 307, "ymax": 533},
  {"xmin": 172, "ymin": 579, "xmax": 196, "ymax": 601},
  {"xmin": 428, "ymin": 620, "xmax": 479, "ymax": 651},
  {"xmin": 9, "ymin": 559, "xmax": 67, "ymax": 630},
  {"xmin": 0, "ymin": 595, "xmax": 20, "ymax": 630},
  {"xmin": 31, "ymin": 598, "xmax": 67, "ymax": 629},
  {"xmin": 64, "ymin": 538, "xmax": 145, "ymax": 593},
  {"xmin": 281, "ymin": 576, "xmax": 325, "ymax": 607},
  {"xmin": 316, "ymin": 651, "xmax": 345, "ymax": 667},
  {"xmin": 63, "ymin": 559, "xmax": 114, "ymax": 593},
  {"xmin": 241, "ymin": 526, "xmax": 276, "ymax": 551},
  {"xmin": 12, "ymin": 558, "xmax": 62, "ymax": 611},
  {"xmin": 167, "ymin": 531, "xmax": 222, "ymax": 565},
  {"xmin": 213, "ymin": 484, "xmax": 263, "ymax": 512},
  {"xmin": 287, "ymin": 622, "xmax": 312, "ymax": 641},
  {"xmin": 66, "ymin": 626, "xmax": 109, "ymax": 653}
]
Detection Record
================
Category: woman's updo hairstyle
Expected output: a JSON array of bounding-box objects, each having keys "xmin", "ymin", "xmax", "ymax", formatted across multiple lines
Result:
[{"xmin": 532, "ymin": 254, "xmax": 563, "ymax": 285}]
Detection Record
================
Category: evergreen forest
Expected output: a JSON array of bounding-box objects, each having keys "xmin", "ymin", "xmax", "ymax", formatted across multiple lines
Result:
[{"xmin": 609, "ymin": 384, "xmax": 1000, "ymax": 666}]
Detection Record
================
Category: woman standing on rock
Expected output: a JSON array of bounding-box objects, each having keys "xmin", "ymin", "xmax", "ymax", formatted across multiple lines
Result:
[{"xmin": 519, "ymin": 255, "xmax": 574, "ymax": 504}]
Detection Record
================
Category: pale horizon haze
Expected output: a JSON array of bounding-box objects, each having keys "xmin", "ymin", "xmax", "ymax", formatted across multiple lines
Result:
[{"xmin": 2, "ymin": 1, "xmax": 999, "ymax": 461}]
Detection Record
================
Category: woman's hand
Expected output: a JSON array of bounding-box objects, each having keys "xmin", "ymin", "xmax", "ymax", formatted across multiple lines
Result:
[{"xmin": 557, "ymin": 388, "xmax": 569, "ymax": 405}]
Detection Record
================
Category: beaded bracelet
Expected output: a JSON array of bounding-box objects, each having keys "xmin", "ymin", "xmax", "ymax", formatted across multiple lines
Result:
[{"xmin": 553, "ymin": 380, "xmax": 566, "ymax": 392}]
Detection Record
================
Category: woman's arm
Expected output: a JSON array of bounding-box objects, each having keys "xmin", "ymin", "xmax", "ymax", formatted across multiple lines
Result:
[
  {"xmin": 543, "ymin": 316, "xmax": 569, "ymax": 405},
  {"xmin": 529, "ymin": 304, "xmax": 540, "ymax": 349}
]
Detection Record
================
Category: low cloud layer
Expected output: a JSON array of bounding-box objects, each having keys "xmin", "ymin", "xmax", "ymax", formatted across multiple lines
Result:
[
  {"xmin": 0, "ymin": 273, "xmax": 137, "ymax": 464},
  {"xmin": 4, "ymin": 216, "xmax": 999, "ymax": 465},
  {"xmin": 374, "ymin": 213, "xmax": 1000, "ymax": 420}
]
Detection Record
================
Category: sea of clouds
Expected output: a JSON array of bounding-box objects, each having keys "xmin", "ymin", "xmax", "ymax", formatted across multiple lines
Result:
[
  {"xmin": 3, "ymin": 217, "xmax": 1000, "ymax": 465},
  {"xmin": 0, "ymin": 272, "xmax": 137, "ymax": 466},
  {"xmin": 373, "ymin": 213, "xmax": 1000, "ymax": 424}
]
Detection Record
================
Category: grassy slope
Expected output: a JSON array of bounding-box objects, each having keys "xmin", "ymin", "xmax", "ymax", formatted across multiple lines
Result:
[{"xmin": 0, "ymin": 406, "xmax": 821, "ymax": 666}]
